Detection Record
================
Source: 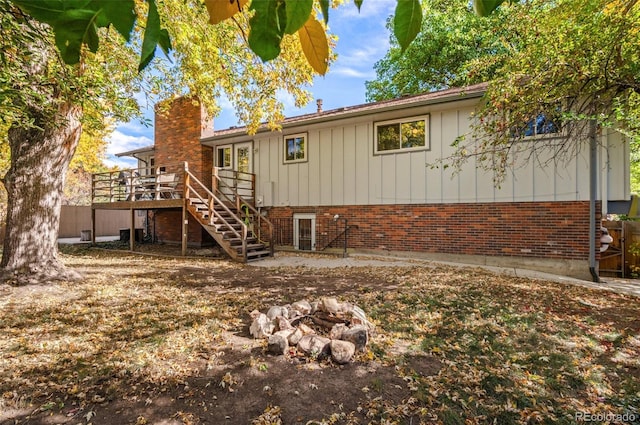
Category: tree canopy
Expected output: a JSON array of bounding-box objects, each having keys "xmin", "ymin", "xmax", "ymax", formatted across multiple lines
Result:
[
  {"xmin": 8, "ymin": 0, "xmax": 426, "ymax": 77},
  {"xmin": 0, "ymin": 0, "xmax": 341, "ymax": 284},
  {"xmin": 366, "ymin": 0, "xmax": 509, "ymax": 101},
  {"xmin": 466, "ymin": 0, "xmax": 640, "ymax": 182},
  {"xmin": 367, "ymin": 0, "xmax": 640, "ymax": 184}
]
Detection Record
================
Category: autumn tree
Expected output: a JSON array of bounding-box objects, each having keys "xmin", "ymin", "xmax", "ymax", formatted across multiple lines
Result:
[
  {"xmin": 461, "ymin": 0, "xmax": 640, "ymax": 182},
  {"xmin": 0, "ymin": 2, "xmax": 147, "ymax": 283},
  {"xmin": 0, "ymin": 0, "xmax": 333, "ymax": 285},
  {"xmin": 63, "ymin": 128, "xmax": 111, "ymax": 206},
  {"xmin": 366, "ymin": 0, "xmax": 509, "ymax": 101},
  {"xmin": 367, "ymin": 0, "xmax": 640, "ymax": 184}
]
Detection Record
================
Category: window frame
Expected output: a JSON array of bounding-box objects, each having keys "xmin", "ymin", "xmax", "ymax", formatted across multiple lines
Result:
[
  {"xmin": 515, "ymin": 112, "xmax": 564, "ymax": 140},
  {"xmin": 373, "ymin": 114, "xmax": 430, "ymax": 155},
  {"xmin": 216, "ymin": 144, "xmax": 233, "ymax": 169},
  {"xmin": 283, "ymin": 132, "xmax": 308, "ymax": 164}
]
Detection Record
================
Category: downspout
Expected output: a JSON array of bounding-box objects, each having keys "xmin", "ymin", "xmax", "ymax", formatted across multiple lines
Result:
[{"xmin": 589, "ymin": 118, "xmax": 600, "ymax": 282}]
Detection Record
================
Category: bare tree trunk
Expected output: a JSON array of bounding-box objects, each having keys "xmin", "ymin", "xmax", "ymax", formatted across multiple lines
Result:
[{"xmin": 1, "ymin": 101, "xmax": 83, "ymax": 285}]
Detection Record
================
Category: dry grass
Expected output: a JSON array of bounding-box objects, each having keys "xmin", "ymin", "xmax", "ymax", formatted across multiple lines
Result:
[{"xmin": 1, "ymin": 246, "xmax": 639, "ymax": 424}]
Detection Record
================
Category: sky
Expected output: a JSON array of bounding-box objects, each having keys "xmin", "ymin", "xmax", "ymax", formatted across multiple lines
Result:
[{"xmin": 105, "ymin": 0, "xmax": 397, "ymax": 169}]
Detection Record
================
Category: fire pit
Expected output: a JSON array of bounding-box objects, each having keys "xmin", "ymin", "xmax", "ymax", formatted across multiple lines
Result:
[{"xmin": 249, "ymin": 297, "xmax": 375, "ymax": 364}]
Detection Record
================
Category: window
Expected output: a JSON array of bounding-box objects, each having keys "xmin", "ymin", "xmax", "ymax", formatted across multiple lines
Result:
[
  {"xmin": 517, "ymin": 113, "xmax": 561, "ymax": 138},
  {"xmin": 216, "ymin": 145, "xmax": 232, "ymax": 168},
  {"xmin": 374, "ymin": 116, "xmax": 429, "ymax": 154},
  {"xmin": 284, "ymin": 133, "xmax": 307, "ymax": 163}
]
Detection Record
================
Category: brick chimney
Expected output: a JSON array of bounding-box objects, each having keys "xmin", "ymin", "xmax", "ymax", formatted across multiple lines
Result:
[
  {"xmin": 153, "ymin": 96, "xmax": 214, "ymax": 247},
  {"xmin": 154, "ymin": 96, "xmax": 212, "ymax": 185}
]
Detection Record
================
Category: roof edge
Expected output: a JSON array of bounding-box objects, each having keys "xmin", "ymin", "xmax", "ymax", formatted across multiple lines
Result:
[
  {"xmin": 115, "ymin": 145, "xmax": 155, "ymax": 158},
  {"xmin": 202, "ymin": 83, "xmax": 487, "ymax": 143}
]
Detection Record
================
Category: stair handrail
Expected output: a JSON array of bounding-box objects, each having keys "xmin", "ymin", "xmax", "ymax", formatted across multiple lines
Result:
[
  {"xmin": 213, "ymin": 168, "xmax": 274, "ymax": 256},
  {"xmin": 184, "ymin": 165, "xmax": 249, "ymax": 254}
]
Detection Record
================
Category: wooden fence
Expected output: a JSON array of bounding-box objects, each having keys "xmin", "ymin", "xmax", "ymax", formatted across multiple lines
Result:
[
  {"xmin": 600, "ymin": 220, "xmax": 640, "ymax": 278},
  {"xmin": 59, "ymin": 206, "xmax": 144, "ymax": 238}
]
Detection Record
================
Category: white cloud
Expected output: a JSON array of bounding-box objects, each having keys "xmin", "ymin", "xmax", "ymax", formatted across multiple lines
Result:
[
  {"xmin": 217, "ymin": 94, "xmax": 233, "ymax": 110},
  {"xmin": 334, "ymin": 0, "xmax": 395, "ymax": 20},
  {"xmin": 115, "ymin": 120, "xmax": 152, "ymax": 136},
  {"xmin": 106, "ymin": 130, "xmax": 153, "ymax": 157},
  {"xmin": 331, "ymin": 66, "xmax": 375, "ymax": 79},
  {"xmin": 104, "ymin": 155, "xmax": 138, "ymax": 170},
  {"xmin": 338, "ymin": 42, "xmax": 389, "ymax": 67}
]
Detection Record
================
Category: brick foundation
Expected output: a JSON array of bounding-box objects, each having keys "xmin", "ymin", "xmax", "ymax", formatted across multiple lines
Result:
[
  {"xmin": 150, "ymin": 209, "xmax": 214, "ymax": 247},
  {"xmin": 266, "ymin": 201, "xmax": 598, "ymax": 261}
]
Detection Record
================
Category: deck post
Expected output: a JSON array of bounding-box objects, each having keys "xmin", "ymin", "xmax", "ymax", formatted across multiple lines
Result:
[
  {"xmin": 182, "ymin": 199, "xmax": 188, "ymax": 256},
  {"xmin": 130, "ymin": 208, "xmax": 135, "ymax": 252},
  {"xmin": 182, "ymin": 162, "xmax": 189, "ymax": 256},
  {"xmin": 91, "ymin": 208, "xmax": 96, "ymax": 244}
]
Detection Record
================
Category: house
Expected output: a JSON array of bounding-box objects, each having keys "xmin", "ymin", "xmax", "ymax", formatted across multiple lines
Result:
[{"xmin": 92, "ymin": 83, "xmax": 630, "ymax": 279}]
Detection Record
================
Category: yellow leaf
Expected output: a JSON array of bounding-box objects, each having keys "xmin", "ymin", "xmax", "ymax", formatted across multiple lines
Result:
[
  {"xmin": 204, "ymin": 0, "xmax": 248, "ymax": 24},
  {"xmin": 298, "ymin": 16, "xmax": 328, "ymax": 75}
]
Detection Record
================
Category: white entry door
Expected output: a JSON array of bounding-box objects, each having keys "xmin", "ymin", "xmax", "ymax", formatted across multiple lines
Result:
[
  {"xmin": 234, "ymin": 142, "xmax": 253, "ymax": 197},
  {"xmin": 234, "ymin": 142, "xmax": 252, "ymax": 174}
]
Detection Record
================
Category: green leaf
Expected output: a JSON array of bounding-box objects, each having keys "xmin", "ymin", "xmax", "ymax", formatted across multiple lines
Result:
[
  {"xmin": 11, "ymin": 1, "xmax": 98, "ymax": 64},
  {"xmin": 354, "ymin": 0, "xmax": 363, "ymax": 12},
  {"xmin": 393, "ymin": 0, "xmax": 422, "ymax": 51},
  {"xmin": 92, "ymin": 0, "xmax": 135, "ymax": 41},
  {"xmin": 248, "ymin": 0, "xmax": 285, "ymax": 62},
  {"xmin": 472, "ymin": 0, "xmax": 505, "ymax": 17},
  {"xmin": 138, "ymin": 0, "xmax": 170, "ymax": 72},
  {"xmin": 12, "ymin": 0, "xmax": 136, "ymax": 63},
  {"xmin": 319, "ymin": 0, "xmax": 329, "ymax": 24},
  {"xmin": 11, "ymin": 0, "xmax": 67, "ymax": 23},
  {"xmin": 284, "ymin": 0, "xmax": 312, "ymax": 34}
]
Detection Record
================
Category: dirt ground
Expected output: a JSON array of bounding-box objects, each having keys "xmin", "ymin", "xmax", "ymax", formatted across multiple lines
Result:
[
  {"xmin": 1, "ymin": 249, "xmax": 444, "ymax": 425},
  {"xmin": 1, "ymin": 246, "xmax": 639, "ymax": 425}
]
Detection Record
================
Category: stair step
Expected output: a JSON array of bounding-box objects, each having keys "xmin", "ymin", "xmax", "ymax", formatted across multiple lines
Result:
[
  {"xmin": 220, "ymin": 230, "xmax": 243, "ymax": 239},
  {"xmin": 214, "ymin": 224, "xmax": 242, "ymax": 233},
  {"xmin": 246, "ymin": 250, "xmax": 272, "ymax": 261},
  {"xmin": 187, "ymin": 191, "xmax": 270, "ymax": 262},
  {"xmin": 234, "ymin": 243, "xmax": 266, "ymax": 253},
  {"xmin": 228, "ymin": 237, "xmax": 258, "ymax": 245}
]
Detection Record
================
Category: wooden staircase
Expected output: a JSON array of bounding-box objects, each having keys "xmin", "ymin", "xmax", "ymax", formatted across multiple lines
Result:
[{"xmin": 184, "ymin": 166, "xmax": 273, "ymax": 262}]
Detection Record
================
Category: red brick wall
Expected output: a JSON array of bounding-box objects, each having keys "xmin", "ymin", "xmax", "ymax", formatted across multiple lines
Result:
[
  {"xmin": 154, "ymin": 96, "xmax": 214, "ymax": 246},
  {"xmin": 154, "ymin": 96, "xmax": 212, "ymax": 185},
  {"xmin": 267, "ymin": 201, "xmax": 598, "ymax": 260}
]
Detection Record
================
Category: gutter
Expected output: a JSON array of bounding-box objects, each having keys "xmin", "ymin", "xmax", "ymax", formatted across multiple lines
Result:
[{"xmin": 589, "ymin": 118, "xmax": 600, "ymax": 283}]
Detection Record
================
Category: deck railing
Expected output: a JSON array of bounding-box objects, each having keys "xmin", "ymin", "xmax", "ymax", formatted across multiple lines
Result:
[
  {"xmin": 213, "ymin": 167, "xmax": 274, "ymax": 256},
  {"xmin": 91, "ymin": 163, "xmax": 186, "ymax": 203},
  {"xmin": 91, "ymin": 163, "xmax": 275, "ymax": 259}
]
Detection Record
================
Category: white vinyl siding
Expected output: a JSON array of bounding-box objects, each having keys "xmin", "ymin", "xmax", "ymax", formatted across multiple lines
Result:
[{"xmin": 242, "ymin": 100, "xmax": 627, "ymax": 207}]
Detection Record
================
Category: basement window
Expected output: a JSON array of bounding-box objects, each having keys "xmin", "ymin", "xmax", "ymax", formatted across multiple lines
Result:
[{"xmin": 374, "ymin": 115, "xmax": 429, "ymax": 154}]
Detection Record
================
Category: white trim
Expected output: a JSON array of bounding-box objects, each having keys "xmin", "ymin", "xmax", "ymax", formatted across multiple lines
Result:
[
  {"xmin": 284, "ymin": 133, "xmax": 308, "ymax": 164},
  {"xmin": 374, "ymin": 114, "xmax": 430, "ymax": 155},
  {"xmin": 293, "ymin": 213, "xmax": 316, "ymax": 251},
  {"xmin": 216, "ymin": 144, "xmax": 233, "ymax": 169}
]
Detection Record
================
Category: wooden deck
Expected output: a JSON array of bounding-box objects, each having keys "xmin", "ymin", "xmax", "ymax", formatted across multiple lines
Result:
[
  {"xmin": 92, "ymin": 198, "xmax": 184, "ymax": 210},
  {"xmin": 91, "ymin": 163, "xmax": 189, "ymax": 253},
  {"xmin": 91, "ymin": 162, "xmax": 274, "ymax": 262}
]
